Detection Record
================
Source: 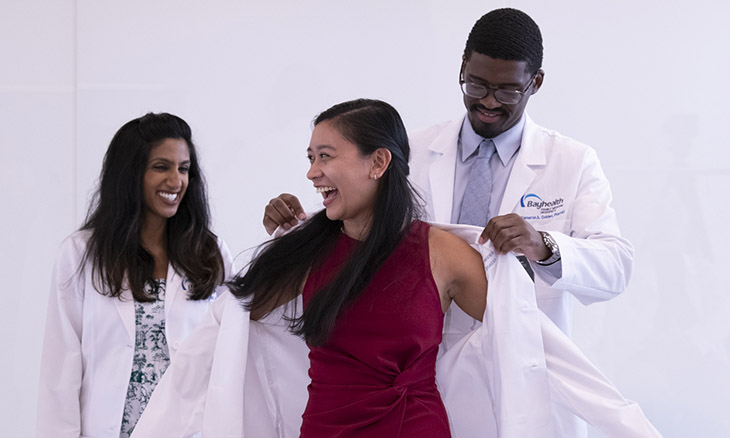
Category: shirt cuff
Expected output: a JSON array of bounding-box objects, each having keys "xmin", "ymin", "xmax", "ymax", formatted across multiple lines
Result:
[{"xmin": 532, "ymin": 258, "xmax": 563, "ymax": 285}]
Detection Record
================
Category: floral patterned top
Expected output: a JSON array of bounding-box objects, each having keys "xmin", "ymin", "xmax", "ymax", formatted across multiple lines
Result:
[{"xmin": 119, "ymin": 279, "xmax": 170, "ymax": 438}]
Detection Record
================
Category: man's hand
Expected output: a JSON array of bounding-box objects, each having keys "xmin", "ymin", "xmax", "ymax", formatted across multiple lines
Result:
[
  {"xmin": 480, "ymin": 213, "xmax": 550, "ymax": 261},
  {"xmin": 263, "ymin": 193, "xmax": 306, "ymax": 235}
]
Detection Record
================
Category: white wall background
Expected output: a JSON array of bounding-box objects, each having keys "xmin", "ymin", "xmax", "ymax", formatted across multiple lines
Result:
[{"xmin": 1, "ymin": 0, "xmax": 728, "ymax": 436}]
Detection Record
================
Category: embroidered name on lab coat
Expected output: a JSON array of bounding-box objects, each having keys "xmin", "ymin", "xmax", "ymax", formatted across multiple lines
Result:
[{"xmin": 519, "ymin": 193, "xmax": 566, "ymax": 221}]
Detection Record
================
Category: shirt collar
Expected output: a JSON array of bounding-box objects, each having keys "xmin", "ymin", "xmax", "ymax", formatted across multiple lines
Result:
[{"xmin": 458, "ymin": 114, "xmax": 526, "ymax": 165}]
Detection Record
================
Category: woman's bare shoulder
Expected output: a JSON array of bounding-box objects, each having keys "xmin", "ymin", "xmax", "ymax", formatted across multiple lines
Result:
[
  {"xmin": 428, "ymin": 226, "xmax": 480, "ymax": 259},
  {"xmin": 428, "ymin": 225, "xmax": 487, "ymax": 320}
]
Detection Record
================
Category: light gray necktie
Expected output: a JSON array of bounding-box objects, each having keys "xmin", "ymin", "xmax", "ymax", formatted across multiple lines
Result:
[{"xmin": 458, "ymin": 139, "xmax": 495, "ymax": 227}]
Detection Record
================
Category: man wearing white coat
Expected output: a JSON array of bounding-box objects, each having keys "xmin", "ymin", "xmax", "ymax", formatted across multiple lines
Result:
[
  {"xmin": 411, "ymin": 9, "xmax": 632, "ymax": 437},
  {"xmin": 409, "ymin": 7, "xmax": 632, "ymax": 338},
  {"xmin": 263, "ymin": 8, "xmax": 633, "ymax": 438}
]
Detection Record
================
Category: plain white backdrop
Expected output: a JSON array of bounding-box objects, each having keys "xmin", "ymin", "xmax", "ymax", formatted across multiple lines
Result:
[{"xmin": 1, "ymin": 1, "xmax": 728, "ymax": 436}]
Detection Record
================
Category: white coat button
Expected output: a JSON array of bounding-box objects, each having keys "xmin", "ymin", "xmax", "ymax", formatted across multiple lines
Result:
[{"xmin": 172, "ymin": 341, "xmax": 181, "ymax": 350}]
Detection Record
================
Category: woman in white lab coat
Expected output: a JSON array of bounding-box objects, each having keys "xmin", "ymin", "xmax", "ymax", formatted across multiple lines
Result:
[{"xmin": 36, "ymin": 112, "xmax": 233, "ymax": 438}]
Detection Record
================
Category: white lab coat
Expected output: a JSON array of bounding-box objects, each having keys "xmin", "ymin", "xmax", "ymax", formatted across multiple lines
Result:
[
  {"xmin": 36, "ymin": 230, "xmax": 234, "ymax": 438},
  {"xmin": 131, "ymin": 223, "xmax": 660, "ymax": 438},
  {"xmin": 410, "ymin": 116, "xmax": 635, "ymax": 436},
  {"xmin": 409, "ymin": 114, "xmax": 634, "ymax": 336}
]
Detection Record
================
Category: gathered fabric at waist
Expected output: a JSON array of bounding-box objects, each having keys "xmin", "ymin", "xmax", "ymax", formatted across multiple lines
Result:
[
  {"xmin": 307, "ymin": 359, "xmax": 437, "ymax": 412},
  {"xmin": 302, "ymin": 352, "xmax": 450, "ymax": 437}
]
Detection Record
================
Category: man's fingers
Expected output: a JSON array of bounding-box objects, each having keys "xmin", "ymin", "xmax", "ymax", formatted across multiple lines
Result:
[
  {"xmin": 478, "ymin": 228, "xmax": 489, "ymax": 245},
  {"xmin": 482, "ymin": 216, "xmax": 525, "ymax": 253},
  {"xmin": 262, "ymin": 194, "xmax": 305, "ymax": 235},
  {"xmin": 278, "ymin": 193, "xmax": 306, "ymax": 220},
  {"xmin": 263, "ymin": 204, "xmax": 292, "ymax": 235},
  {"xmin": 269, "ymin": 197, "xmax": 297, "ymax": 221},
  {"xmin": 263, "ymin": 217, "xmax": 279, "ymax": 235},
  {"xmin": 498, "ymin": 235, "xmax": 524, "ymax": 254}
]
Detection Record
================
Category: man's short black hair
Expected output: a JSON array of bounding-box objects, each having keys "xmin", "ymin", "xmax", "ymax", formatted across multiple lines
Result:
[{"xmin": 464, "ymin": 8, "xmax": 543, "ymax": 75}]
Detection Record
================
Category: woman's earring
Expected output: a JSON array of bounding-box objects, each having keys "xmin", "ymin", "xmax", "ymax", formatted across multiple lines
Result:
[{"xmin": 372, "ymin": 174, "xmax": 378, "ymax": 180}]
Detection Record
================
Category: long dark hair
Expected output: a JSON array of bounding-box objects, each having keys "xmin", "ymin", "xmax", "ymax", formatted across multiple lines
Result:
[
  {"xmin": 82, "ymin": 112, "xmax": 225, "ymax": 302},
  {"xmin": 228, "ymin": 99, "xmax": 421, "ymax": 346}
]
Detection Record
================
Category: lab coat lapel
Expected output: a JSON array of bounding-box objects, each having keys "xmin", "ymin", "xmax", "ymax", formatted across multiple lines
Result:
[
  {"xmin": 498, "ymin": 115, "xmax": 546, "ymax": 215},
  {"xmin": 115, "ymin": 289, "xmax": 136, "ymax": 344},
  {"xmin": 164, "ymin": 263, "xmax": 183, "ymax": 323},
  {"xmin": 428, "ymin": 118, "xmax": 462, "ymax": 223}
]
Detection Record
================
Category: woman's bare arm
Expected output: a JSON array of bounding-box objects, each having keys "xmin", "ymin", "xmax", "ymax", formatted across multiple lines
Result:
[{"xmin": 429, "ymin": 227, "xmax": 487, "ymax": 321}]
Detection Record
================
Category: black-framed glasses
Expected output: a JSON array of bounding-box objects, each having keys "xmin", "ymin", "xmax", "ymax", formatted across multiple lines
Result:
[{"xmin": 459, "ymin": 74, "xmax": 536, "ymax": 105}]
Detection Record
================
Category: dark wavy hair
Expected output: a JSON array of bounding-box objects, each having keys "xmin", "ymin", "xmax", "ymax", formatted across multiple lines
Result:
[
  {"xmin": 464, "ymin": 8, "xmax": 544, "ymax": 75},
  {"xmin": 81, "ymin": 112, "xmax": 225, "ymax": 302},
  {"xmin": 228, "ymin": 99, "xmax": 421, "ymax": 346}
]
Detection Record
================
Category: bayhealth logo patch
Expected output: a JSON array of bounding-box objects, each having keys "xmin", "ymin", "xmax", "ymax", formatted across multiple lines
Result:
[{"xmin": 520, "ymin": 193, "xmax": 566, "ymax": 221}]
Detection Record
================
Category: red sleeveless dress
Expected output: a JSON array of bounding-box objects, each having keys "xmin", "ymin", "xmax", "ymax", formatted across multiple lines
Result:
[{"xmin": 300, "ymin": 220, "xmax": 450, "ymax": 437}]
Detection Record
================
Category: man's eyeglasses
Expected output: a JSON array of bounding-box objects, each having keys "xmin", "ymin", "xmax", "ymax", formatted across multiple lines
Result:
[{"xmin": 459, "ymin": 74, "xmax": 536, "ymax": 105}]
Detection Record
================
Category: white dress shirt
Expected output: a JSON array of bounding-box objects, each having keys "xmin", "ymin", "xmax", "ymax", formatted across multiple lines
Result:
[{"xmin": 450, "ymin": 115, "xmax": 561, "ymax": 279}]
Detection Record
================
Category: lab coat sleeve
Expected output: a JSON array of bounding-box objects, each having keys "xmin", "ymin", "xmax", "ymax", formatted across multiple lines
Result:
[
  {"xmin": 437, "ymin": 229, "xmax": 554, "ymax": 438},
  {"xmin": 539, "ymin": 312, "xmax": 662, "ymax": 437},
  {"xmin": 539, "ymin": 147, "xmax": 634, "ymax": 305},
  {"xmin": 245, "ymin": 301, "xmax": 310, "ymax": 438},
  {"xmin": 480, "ymin": 238, "xmax": 658, "ymax": 437},
  {"xmin": 36, "ymin": 234, "xmax": 87, "ymax": 438},
  {"xmin": 435, "ymin": 223, "xmax": 659, "ymax": 437},
  {"xmin": 132, "ymin": 293, "xmax": 307, "ymax": 438},
  {"xmin": 200, "ymin": 291, "xmax": 250, "ymax": 437},
  {"xmin": 131, "ymin": 290, "xmax": 248, "ymax": 438}
]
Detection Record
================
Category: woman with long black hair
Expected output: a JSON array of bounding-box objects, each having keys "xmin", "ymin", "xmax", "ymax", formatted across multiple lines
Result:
[
  {"xmin": 228, "ymin": 98, "xmax": 488, "ymax": 437},
  {"xmin": 37, "ymin": 112, "xmax": 233, "ymax": 438}
]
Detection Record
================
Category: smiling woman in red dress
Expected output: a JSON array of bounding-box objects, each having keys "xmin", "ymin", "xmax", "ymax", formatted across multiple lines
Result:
[{"xmin": 228, "ymin": 99, "xmax": 488, "ymax": 437}]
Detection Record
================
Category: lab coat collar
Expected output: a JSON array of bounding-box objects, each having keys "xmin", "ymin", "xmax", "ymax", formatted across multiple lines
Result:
[
  {"xmin": 426, "ymin": 114, "xmax": 547, "ymax": 222},
  {"xmin": 517, "ymin": 114, "xmax": 547, "ymax": 166},
  {"xmin": 497, "ymin": 114, "xmax": 547, "ymax": 215},
  {"xmin": 427, "ymin": 117, "xmax": 463, "ymax": 223}
]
